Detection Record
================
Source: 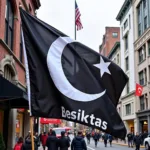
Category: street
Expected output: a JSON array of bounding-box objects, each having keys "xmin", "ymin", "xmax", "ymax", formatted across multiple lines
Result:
[
  {"xmin": 39, "ymin": 136, "xmax": 145, "ymax": 150},
  {"xmin": 85, "ymin": 140, "xmax": 145, "ymax": 150}
]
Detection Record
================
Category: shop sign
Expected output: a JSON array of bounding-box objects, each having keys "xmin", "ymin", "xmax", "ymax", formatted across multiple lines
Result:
[{"xmin": 40, "ymin": 118, "xmax": 61, "ymax": 124}]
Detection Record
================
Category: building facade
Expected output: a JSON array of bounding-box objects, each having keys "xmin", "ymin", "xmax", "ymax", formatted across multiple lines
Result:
[
  {"xmin": 116, "ymin": 0, "xmax": 137, "ymax": 133},
  {"xmin": 133, "ymin": 0, "xmax": 150, "ymax": 133},
  {"xmin": 99, "ymin": 27, "xmax": 120, "ymax": 57},
  {"xmin": 0, "ymin": 0, "xmax": 40, "ymax": 149},
  {"xmin": 108, "ymin": 42, "xmax": 122, "ymax": 117}
]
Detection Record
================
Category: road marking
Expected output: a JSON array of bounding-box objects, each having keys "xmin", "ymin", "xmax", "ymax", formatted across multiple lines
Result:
[{"xmin": 87, "ymin": 146, "xmax": 95, "ymax": 150}]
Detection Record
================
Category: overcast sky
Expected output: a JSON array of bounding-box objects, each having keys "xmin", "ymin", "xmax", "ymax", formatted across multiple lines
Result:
[{"xmin": 37, "ymin": 0, "xmax": 124, "ymax": 52}]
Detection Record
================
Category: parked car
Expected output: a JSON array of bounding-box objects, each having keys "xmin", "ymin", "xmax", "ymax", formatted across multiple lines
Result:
[
  {"xmin": 53, "ymin": 128, "xmax": 66, "ymax": 138},
  {"xmin": 144, "ymin": 134, "xmax": 150, "ymax": 150}
]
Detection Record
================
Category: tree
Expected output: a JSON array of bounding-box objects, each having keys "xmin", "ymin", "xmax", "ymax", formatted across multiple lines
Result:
[{"xmin": 0, "ymin": 133, "xmax": 5, "ymax": 150}]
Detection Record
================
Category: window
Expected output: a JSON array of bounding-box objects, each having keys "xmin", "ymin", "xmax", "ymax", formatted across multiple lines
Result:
[
  {"xmin": 144, "ymin": 16, "xmax": 147, "ymax": 30},
  {"xmin": 139, "ymin": 71, "xmax": 144, "ymax": 85},
  {"xmin": 140, "ymin": 96, "xmax": 145, "ymax": 111},
  {"xmin": 126, "ymin": 104, "xmax": 131, "ymax": 115},
  {"xmin": 124, "ymin": 35, "xmax": 128, "ymax": 50},
  {"xmin": 126, "ymin": 81, "xmax": 129, "ymax": 94},
  {"xmin": 129, "ymin": 15, "xmax": 131, "ymax": 29},
  {"xmin": 143, "ymin": 0, "xmax": 147, "ymax": 9},
  {"xmin": 148, "ymin": 41, "xmax": 150, "ymax": 55},
  {"xmin": 137, "ymin": 5, "xmax": 142, "ymax": 36},
  {"xmin": 144, "ymin": 68, "xmax": 147, "ymax": 84},
  {"xmin": 4, "ymin": 65, "xmax": 14, "ymax": 82},
  {"xmin": 5, "ymin": 0, "xmax": 14, "ymax": 50},
  {"xmin": 117, "ymin": 54, "xmax": 119, "ymax": 64},
  {"xmin": 139, "ymin": 48, "xmax": 144, "ymax": 63},
  {"xmin": 138, "ymin": 23, "xmax": 142, "ymax": 36},
  {"xmin": 20, "ymin": 27, "xmax": 23, "ymax": 63},
  {"xmin": 112, "ymin": 32, "xmax": 118, "ymax": 38},
  {"xmin": 145, "ymin": 94, "xmax": 148, "ymax": 110},
  {"xmin": 124, "ymin": 19, "xmax": 128, "ymax": 30},
  {"xmin": 125, "ymin": 57, "xmax": 129, "ymax": 71}
]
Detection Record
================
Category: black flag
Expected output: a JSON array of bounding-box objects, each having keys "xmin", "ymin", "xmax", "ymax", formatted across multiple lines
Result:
[{"xmin": 20, "ymin": 9, "xmax": 128, "ymax": 139}]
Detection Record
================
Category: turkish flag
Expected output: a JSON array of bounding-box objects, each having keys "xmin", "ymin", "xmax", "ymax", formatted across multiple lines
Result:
[{"xmin": 135, "ymin": 83, "xmax": 143, "ymax": 96}]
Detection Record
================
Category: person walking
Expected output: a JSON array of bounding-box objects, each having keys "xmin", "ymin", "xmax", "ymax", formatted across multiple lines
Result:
[
  {"xmin": 13, "ymin": 137, "xmax": 23, "ymax": 150},
  {"xmin": 134, "ymin": 132, "xmax": 141, "ymax": 150},
  {"xmin": 46, "ymin": 130, "xmax": 58, "ymax": 150},
  {"xmin": 58, "ymin": 131, "xmax": 70, "ymax": 150},
  {"xmin": 71, "ymin": 131, "xmax": 87, "ymax": 150},
  {"xmin": 22, "ymin": 135, "xmax": 37, "ymax": 150},
  {"xmin": 41, "ymin": 132, "xmax": 48, "ymax": 150},
  {"xmin": 103, "ymin": 133, "xmax": 108, "ymax": 147},
  {"xmin": 65, "ymin": 132, "xmax": 71, "ymax": 143},
  {"xmin": 108, "ymin": 134, "xmax": 113, "ymax": 147},
  {"xmin": 127, "ymin": 132, "xmax": 133, "ymax": 148},
  {"xmin": 93, "ymin": 131, "xmax": 99, "ymax": 147},
  {"xmin": 86, "ymin": 132, "xmax": 91, "ymax": 144}
]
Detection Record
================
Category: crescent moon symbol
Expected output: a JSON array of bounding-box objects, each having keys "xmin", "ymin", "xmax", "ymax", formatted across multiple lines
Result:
[
  {"xmin": 47, "ymin": 37, "xmax": 106, "ymax": 102},
  {"xmin": 138, "ymin": 87, "xmax": 142, "ymax": 93}
]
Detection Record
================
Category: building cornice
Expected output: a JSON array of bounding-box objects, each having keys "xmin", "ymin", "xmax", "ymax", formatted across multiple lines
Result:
[
  {"xmin": 121, "ymin": 91, "xmax": 135, "ymax": 100},
  {"xmin": 108, "ymin": 42, "xmax": 120, "ymax": 58},
  {"xmin": 136, "ymin": 109, "xmax": 150, "ymax": 117},
  {"xmin": 134, "ymin": 27, "xmax": 150, "ymax": 50},
  {"xmin": 116, "ymin": 0, "xmax": 132, "ymax": 21}
]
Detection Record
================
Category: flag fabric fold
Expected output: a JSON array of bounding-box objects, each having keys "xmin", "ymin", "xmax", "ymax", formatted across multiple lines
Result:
[{"xmin": 20, "ymin": 9, "xmax": 128, "ymax": 139}]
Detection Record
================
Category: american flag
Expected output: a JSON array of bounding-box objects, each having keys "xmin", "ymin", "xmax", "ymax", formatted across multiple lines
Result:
[{"xmin": 75, "ymin": 1, "xmax": 83, "ymax": 31}]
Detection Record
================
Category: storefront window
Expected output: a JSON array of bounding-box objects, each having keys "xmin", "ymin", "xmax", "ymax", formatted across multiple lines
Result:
[{"xmin": 16, "ymin": 111, "xmax": 23, "ymax": 139}]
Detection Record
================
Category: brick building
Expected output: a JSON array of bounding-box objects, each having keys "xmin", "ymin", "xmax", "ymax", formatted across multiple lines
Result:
[
  {"xmin": 99, "ymin": 27, "xmax": 120, "ymax": 57},
  {"xmin": 0, "ymin": 0, "xmax": 40, "ymax": 149}
]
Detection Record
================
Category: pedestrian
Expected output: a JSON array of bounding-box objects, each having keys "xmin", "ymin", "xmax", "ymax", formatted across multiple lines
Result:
[
  {"xmin": 142, "ymin": 131, "xmax": 148, "ymax": 142},
  {"xmin": 34, "ymin": 132, "xmax": 40, "ymax": 149},
  {"xmin": 93, "ymin": 131, "xmax": 99, "ymax": 147},
  {"xmin": 139, "ymin": 132, "xmax": 143, "ymax": 145},
  {"xmin": 108, "ymin": 134, "xmax": 113, "ymax": 147},
  {"xmin": 65, "ymin": 132, "xmax": 71, "ymax": 143},
  {"xmin": 58, "ymin": 131, "xmax": 70, "ymax": 150},
  {"xmin": 86, "ymin": 132, "xmax": 91, "ymax": 144},
  {"xmin": 103, "ymin": 133, "xmax": 108, "ymax": 147},
  {"xmin": 48, "ymin": 128, "xmax": 53, "ymax": 136},
  {"xmin": 39, "ymin": 132, "xmax": 43, "ymax": 144},
  {"xmin": 13, "ymin": 137, "xmax": 23, "ymax": 150},
  {"xmin": 134, "ymin": 132, "xmax": 141, "ymax": 150},
  {"xmin": 22, "ymin": 135, "xmax": 37, "ymax": 150},
  {"xmin": 41, "ymin": 132, "xmax": 48, "ymax": 150},
  {"xmin": 127, "ymin": 132, "xmax": 133, "ymax": 147},
  {"xmin": 71, "ymin": 131, "xmax": 87, "ymax": 150},
  {"xmin": 25, "ymin": 131, "xmax": 31, "ymax": 140},
  {"xmin": 46, "ymin": 130, "xmax": 58, "ymax": 150}
]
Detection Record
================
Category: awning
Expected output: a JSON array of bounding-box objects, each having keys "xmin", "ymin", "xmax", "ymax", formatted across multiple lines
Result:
[{"xmin": 0, "ymin": 75, "xmax": 28, "ymax": 108}]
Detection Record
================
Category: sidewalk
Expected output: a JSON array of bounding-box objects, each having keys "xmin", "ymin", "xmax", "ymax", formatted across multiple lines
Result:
[{"xmin": 100, "ymin": 140, "xmax": 145, "ymax": 148}]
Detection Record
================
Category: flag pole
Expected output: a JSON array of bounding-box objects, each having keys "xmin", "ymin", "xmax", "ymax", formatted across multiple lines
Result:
[
  {"xmin": 30, "ymin": 117, "xmax": 35, "ymax": 150},
  {"xmin": 74, "ymin": 0, "xmax": 77, "ymax": 136}
]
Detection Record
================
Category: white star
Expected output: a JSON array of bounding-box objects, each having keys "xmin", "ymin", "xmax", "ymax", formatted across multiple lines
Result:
[{"xmin": 94, "ymin": 56, "xmax": 111, "ymax": 77}]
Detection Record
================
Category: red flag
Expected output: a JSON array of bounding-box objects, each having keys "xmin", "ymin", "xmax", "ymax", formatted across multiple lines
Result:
[{"xmin": 135, "ymin": 83, "xmax": 143, "ymax": 96}]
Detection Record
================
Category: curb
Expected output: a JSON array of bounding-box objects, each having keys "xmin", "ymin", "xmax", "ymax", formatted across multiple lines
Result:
[{"xmin": 100, "ymin": 141, "xmax": 144, "ymax": 148}]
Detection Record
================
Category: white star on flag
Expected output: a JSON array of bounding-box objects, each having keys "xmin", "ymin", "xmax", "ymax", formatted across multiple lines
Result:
[{"xmin": 94, "ymin": 56, "xmax": 111, "ymax": 77}]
